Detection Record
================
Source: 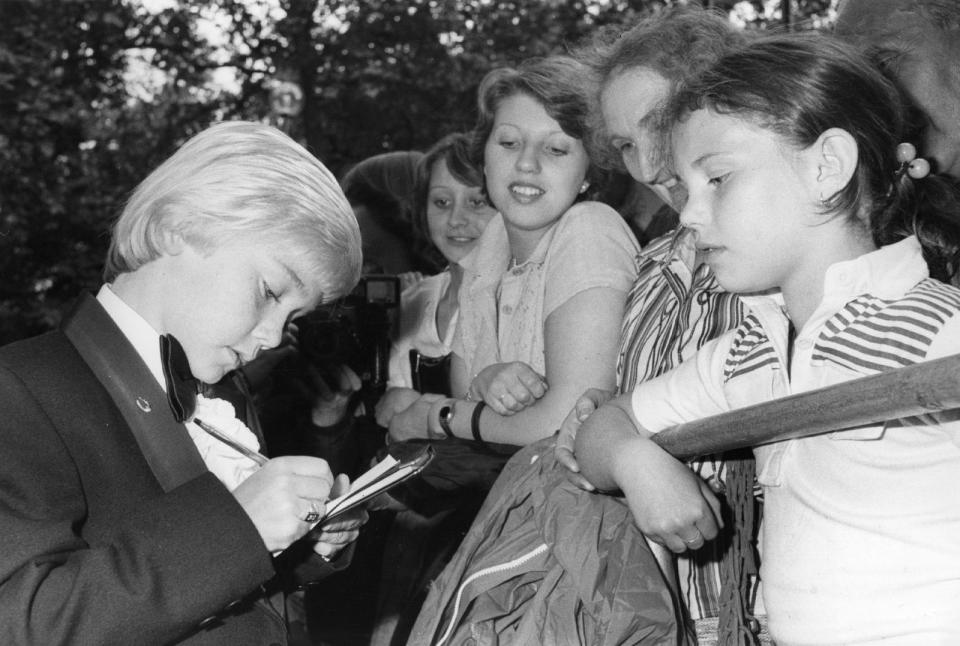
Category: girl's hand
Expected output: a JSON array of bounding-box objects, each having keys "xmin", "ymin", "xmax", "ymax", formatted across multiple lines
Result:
[
  {"xmin": 613, "ymin": 436, "xmax": 724, "ymax": 553},
  {"xmin": 555, "ymin": 388, "xmax": 614, "ymax": 491},
  {"xmin": 398, "ymin": 271, "xmax": 425, "ymax": 291},
  {"xmin": 375, "ymin": 387, "xmax": 422, "ymax": 428},
  {"xmin": 387, "ymin": 393, "xmax": 446, "ymax": 442},
  {"xmin": 468, "ymin": 362, "xmax": 547, "ymax": 416}
]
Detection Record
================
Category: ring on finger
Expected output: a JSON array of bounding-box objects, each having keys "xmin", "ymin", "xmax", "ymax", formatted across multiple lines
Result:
[
  {"xmin": 303, "ymin": 505, "xmax": 322, "ymax": 524},
  {"xmin": 683, "ymin": 535, "xmax": 702, "ymax": 545}
]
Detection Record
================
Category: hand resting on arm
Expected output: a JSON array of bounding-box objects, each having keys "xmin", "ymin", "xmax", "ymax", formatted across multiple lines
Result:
[
  {"xmin": 382, "ymin": 286, "xmax": 626, "ymax": 446},
  {"xmin": 554, "ymin": 387, "xmax": 614, "ymax": 491},
  {"xmin": 574, "ymin": 393, "xmax": 723, "ymax": 553},
  {"xmin": 467, "ymin": 361, "xmax": 548, "ymax": 416}
]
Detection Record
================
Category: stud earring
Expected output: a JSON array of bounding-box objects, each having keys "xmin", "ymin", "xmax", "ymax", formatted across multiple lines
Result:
[{"xmin": 579, "ymin": 181, "xmax": 589, "ymax": 194}]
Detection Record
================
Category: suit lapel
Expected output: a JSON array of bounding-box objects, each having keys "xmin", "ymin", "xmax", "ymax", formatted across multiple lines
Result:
[{"xmin": 63, "ymin": 294, "xmax": 207, "ymax": 492}]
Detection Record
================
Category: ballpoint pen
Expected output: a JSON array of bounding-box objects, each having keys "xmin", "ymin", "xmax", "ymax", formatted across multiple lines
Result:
[{"xmin": 194, "ymin": 418, "xmax": 269, "ymax": 466}]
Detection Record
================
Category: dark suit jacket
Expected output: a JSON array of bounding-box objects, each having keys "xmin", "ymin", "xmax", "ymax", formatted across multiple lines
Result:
[{"xmin": 0, "ymin": 294, "xmax": 340, "ymax": 645}]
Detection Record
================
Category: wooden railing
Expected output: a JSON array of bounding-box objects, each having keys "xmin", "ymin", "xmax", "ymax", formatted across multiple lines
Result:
[{"xmin": 652, "ymin": 354, "xmax": 960, "ymax": 460}]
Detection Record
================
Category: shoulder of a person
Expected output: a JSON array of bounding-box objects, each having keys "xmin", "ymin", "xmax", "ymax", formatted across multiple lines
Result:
[
  {"xmin": 557, "ymin": 200, "xmax": 623, "ymax": 228},
  {"xmin": 550, "ymin": 201, "xmax": 636, "ymax": 250},
  {"xmin": 910, "ymin": 278, "xmax": 960, "ymax": 355},
  {"xmin": 0, "ymin": 329, "xmax": 70, "ymax": 373}
]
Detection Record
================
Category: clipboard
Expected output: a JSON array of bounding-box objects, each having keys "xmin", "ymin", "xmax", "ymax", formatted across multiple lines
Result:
[{"xmin": 310, "ymin": 442, "xmax": 434, "ymax": 528}]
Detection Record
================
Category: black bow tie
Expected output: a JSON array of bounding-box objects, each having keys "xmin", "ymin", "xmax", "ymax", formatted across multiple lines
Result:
[{"xmin": 160, "ymin": 334, "xmax": 199, "ymax": 423}]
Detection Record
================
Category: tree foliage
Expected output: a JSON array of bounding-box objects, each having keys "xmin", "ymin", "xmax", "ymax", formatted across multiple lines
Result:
[
  {"xmin": 0, "ymin": 0, "xmax": 834, "ymax": 344},
  {"xmin": 0, "ymin": 0, "xmax": 248, "ymax": 342}
]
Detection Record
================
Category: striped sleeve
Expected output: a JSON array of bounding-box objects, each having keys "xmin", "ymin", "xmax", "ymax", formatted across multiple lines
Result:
[{"xmin": 813, "ymin": 278, "xmax": 960, "ymax": 373}]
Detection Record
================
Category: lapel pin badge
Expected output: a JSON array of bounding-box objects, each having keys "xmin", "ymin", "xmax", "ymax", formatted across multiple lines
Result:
[{"xmin": 136, "ymin": 396, "xmax": 152, "ymax": 413}]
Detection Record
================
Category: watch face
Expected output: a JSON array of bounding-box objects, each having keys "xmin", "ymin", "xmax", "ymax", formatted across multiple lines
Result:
[{"xmin": 439, "ymin": 404, "xmax": 454, "ymax": 437}]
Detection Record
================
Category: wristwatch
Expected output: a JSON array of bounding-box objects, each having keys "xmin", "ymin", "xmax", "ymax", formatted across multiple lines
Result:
[{"xmin": 438, "ymin": 403, "xmax": 456, "ymax": 439}]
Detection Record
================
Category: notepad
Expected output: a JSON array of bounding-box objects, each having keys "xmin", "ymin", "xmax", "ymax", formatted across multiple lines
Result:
[{"xmin": 311, "ymin": 442, "xmax": 434, "ymax": 527}]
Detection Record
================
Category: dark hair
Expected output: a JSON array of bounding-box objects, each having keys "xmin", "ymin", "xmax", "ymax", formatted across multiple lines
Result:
[
  {"xmin": 669, "ymin": 32, "xmax": 960, "ymax": 282},
  {"xmin": 471, "ymin": 55, "xmax": 603, "ymax": 199},
  {"xmin": 339, "ymin": 150, "xmax": 424, "ymax": 247},
  {"xmin": 574, "ymin": 4, "xmax": 748, "ymax": 171},
  {"xmin": 835, "ymin": 0, "xmax": 960, "ymax": 176},
  {"xmin": 412, "ymin": 132, "xmax": 485, "ymax": 268}
]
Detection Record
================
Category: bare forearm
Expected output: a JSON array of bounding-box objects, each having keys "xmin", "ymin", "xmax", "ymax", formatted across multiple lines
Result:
[
  {"xmin": 575, "ymin": 394, "xmax": 650, "ymax": 492},
  {"xmin": 436, "ymin": 392, "xmax": 562, "ymax": 445},
  {"xmin": 471, "ymin": 388, "xmax": 595, "ymax": 445},
  {"xmin": 447, "ymin": 361, "xmax": 617, "ymax": 446}
]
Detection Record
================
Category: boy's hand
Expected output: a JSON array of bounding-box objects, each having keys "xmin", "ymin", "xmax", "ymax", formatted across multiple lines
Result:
[
  {"xmin": 468, "ymin": 362, "xmax": 547, "ymax": 416},
  {"xmin": 555, "ymin": 388, "xmax": 614, "ymax": 491},
  {"xmin": 310, "ymin": 474, "xmax": 368, "ymax": 560},
  {"xmin": 613, "ymin": 436, "xmax": 723, "ymax": 553},
  {"xmin": 375, "ymin": 387, "xmax": 422, "ymax": 428},
  {"xmin": 231, "ymin": 456, "xmax": 335, "ymax": 553}
]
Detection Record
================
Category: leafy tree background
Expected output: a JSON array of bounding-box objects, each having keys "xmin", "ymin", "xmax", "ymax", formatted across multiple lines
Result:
[{"xmin": 0, "ymin": 0, "xmax": 834, "ymax": 344}]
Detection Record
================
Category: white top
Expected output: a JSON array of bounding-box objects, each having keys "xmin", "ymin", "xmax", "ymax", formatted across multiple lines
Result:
[
  {"xmin": 453, "ymin": 202, "xmax": 639, "ymax": 379},
  {"xmin": 97, "ymin": 285, "xmax": 262, "ymax": 491},
  {"xmin": 387, "ymin": 271, "xmax": 457, "ymax": 389},
  {"xmin": 630, "ymin": 237, "xmax": 960, "ymax": 644}
]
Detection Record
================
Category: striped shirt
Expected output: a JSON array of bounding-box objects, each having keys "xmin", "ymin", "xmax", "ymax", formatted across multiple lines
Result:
[
  {"xmin": 632, "ymin": 236, "xmax": 960, "ymax": 642},
  {"xmin": 617, "ymin": 227, "xmax": 746, "ymax": 620}
]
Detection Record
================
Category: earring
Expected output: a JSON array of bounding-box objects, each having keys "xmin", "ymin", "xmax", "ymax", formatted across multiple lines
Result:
[{"xmin": 579, "ymin": 181, "xmax": 589, "ymax": 194}]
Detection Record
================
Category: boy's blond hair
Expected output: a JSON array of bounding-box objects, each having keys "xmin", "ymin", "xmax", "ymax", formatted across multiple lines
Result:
[{"xmin": 104, "ymin": 121, "xmax": 362, "ymax": 303}]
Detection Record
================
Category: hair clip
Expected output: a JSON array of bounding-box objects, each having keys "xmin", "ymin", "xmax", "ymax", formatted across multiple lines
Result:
[{"xmin": 895, "ymin": 142, "xmax": 931, "ymax": 180}]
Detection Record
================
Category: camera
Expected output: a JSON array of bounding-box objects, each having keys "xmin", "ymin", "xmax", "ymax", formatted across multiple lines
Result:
[{"xmin": 296, "ymin": 274, "xmax": 401, "ymax": 410}]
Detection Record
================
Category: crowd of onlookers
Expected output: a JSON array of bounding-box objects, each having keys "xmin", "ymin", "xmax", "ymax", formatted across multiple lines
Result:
[
  {"xmin": 1, "ymin": 1, "xmax": 959, "ymax": 645},
  {"xmin": 275, "ymin": 2, "xmax": 960, "ymax": 644}
]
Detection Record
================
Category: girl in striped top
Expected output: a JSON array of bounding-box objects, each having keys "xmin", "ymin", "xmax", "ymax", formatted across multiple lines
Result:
[{"xmin": 576, "ymin": 33, "xmax": 960, "ymax": 644}]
